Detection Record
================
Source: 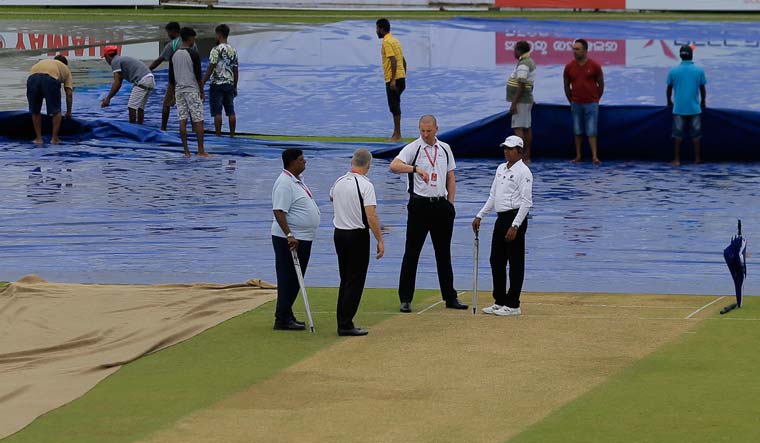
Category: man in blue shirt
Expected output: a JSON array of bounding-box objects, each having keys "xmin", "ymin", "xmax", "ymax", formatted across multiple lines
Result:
[{"xmin": 666, "ymin": 45, "xmax": 707, "ymax": 166}]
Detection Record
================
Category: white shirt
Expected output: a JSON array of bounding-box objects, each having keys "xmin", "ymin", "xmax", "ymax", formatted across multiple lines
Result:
[
  {"xmin": 330, "ymin": 172, "xmax": 377, "ymax": 230},
  {"xmin": 395, "ymin": 137, "xmax": 456, "ymax": 198},
  {"xmin": 271, "ymin": 170, "xmax": 321, "ymax": 240},
  {"xmin": 476, "ymin": 160, "xmax": 533, "ymax": 227}
]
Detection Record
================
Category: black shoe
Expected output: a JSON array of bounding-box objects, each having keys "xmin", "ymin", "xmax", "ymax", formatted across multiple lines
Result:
[
  {"xmin": 273, "ymin": 320, "xmax": 306, "ymax": 331},
  {"xmin": 400, "ymin": 302, "xmax": 412, "ymax": 313},
  {"xmin": 338, "ymin": 327, "xmax": 369, "ymax": 336},
  {"xmin": 293, "ymin": 319, "xmax": 306, "ymax": 327},
  {"xmin": 445, "ymin": 298, "xmax": 469, "ymax": 310}
]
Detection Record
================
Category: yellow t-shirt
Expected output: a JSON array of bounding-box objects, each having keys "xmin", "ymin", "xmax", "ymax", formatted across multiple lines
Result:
[
  {"xmin": 381, "ymin": 33, "xmax": 406, "ymax": 83},
  {"xmin": 29, "ymin": 59, "xmax": 73, "ymax": 89}
]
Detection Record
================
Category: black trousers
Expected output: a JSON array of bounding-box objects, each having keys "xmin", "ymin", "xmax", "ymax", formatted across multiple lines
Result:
[
  {"xmin": 334, "ymin": 228, "xmax": 370, "ymax": 330},
  {"xmin": 399, "ymin": 197, "xmax": 457, "ymax": 303},
  {"xmin": 490, "ymin": 210, "xmax": 528, "ymax": 308},
  {"xmin": 272, "ymin": 235, "xmax": 312, "ymax": 322}
]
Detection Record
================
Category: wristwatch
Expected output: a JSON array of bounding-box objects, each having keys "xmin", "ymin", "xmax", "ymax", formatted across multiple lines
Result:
[
  {"xmin": 511, "ymin": 224, "xmax": 519, "ymax": 230},
  {"xmin": 412, "ymin": 165, "xmax": 417, "ymax": 173},
  {"xmin": 287, "ymin": 233, "xmax": 294, "ymax": 238}
]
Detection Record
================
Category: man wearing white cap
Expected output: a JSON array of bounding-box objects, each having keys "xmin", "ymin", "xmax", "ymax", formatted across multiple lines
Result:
[{"xmin": 472, "ymin": 135, "xmax": 533, "ymax": 316}]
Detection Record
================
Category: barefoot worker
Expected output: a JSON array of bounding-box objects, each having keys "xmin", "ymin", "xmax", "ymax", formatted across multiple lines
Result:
[
  {"xmin": 101, "ymin": 46, "xmax": 155, "ymax": 125},
  {"xmin": 26, "ymin": 55, "xmax": 73, "ymax": 144}
]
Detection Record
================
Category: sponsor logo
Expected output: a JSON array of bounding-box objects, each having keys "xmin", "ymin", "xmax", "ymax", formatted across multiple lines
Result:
[{"xmin": 496, "ymin": 32, "xmax": 625, "ymax": 65}]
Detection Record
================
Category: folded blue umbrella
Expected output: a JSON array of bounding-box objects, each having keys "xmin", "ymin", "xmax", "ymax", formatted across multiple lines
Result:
[{"xmin": 722, "ymin": 220, "xmax": 747, "ymax": 314}]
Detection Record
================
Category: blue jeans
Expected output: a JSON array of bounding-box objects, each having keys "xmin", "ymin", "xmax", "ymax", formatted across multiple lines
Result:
[
  {"xmin": 209, "ymin": 83, "xmax": 235, "ymax": 116},
  {"xmin": 672, "ymin": 114, "xmax": 702, "ymax": 139},
  {"xmin": 571, "ymin": 102, "xmax": 599, "ymax": 137}
]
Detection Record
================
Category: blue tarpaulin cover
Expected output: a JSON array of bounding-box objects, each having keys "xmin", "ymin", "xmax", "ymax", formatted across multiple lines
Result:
[{"xmin": 374, "ymin": 104, "xmax": 760, "ymax": 160}]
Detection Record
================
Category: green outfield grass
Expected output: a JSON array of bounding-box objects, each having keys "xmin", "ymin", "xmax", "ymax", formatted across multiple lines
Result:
[
  {"xmin": 510, "ymin": 297, "xmax": 760, "ymax": 443},
  {"xmin": 1, "ymin": 7, "xmax": 760, "ymax": 23},
  {"xmin": 0, "ymin": 282, "xmax": 8, "ymax": 289},
  {"xmin": 3, "ymin": 287, "xmax": 418, "ymax": 443}
]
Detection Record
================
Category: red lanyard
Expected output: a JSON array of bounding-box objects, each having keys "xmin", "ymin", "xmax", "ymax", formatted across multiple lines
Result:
[
  {"xmin": 423, "ymin": 145, "xmax": 438, "ymax": 168},
  {"xmin": 282, "ymin": 170, "xmax": 313, "ymax": 199}
]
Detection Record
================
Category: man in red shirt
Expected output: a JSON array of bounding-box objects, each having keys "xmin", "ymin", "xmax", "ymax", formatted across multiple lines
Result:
[{"xmin": 563, "ymin": 39, "xmax": 604, "ymax": 165}]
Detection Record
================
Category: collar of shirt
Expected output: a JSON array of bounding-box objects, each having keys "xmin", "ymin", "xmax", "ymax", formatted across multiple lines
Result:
[
  {"xmin": 417, "ymin": 137, "xmax": 439, "ymax": 149},
  {"xmin": 505, "ymin": 159, "xmax": 524, "ymax": 171},
  {"xmin": 519, "ymin": 53, "xmax": 530, "ymax": 60},
  {"xmin": 282, "ymin": 169, "xmax": 314, "ymax": 199}
]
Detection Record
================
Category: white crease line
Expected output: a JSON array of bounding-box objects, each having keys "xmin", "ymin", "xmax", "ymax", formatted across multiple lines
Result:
[
  {"xmin": 685, "ymin": 296, "xmax": 725, "ymax": 319},
  {"xmin": 525, "ymin": 302, "xmax": 697, "ymax": 310},
  {"xmin": 417, "ymin": 300, "xmax": 444, "ymax": 315},
  {"xmin": 417, "ymin": 291, "xmax": 466, "ymax": 315},
  {"xmin": 297, "ymin": 311, "xmax": 760, "ymax": 321}
]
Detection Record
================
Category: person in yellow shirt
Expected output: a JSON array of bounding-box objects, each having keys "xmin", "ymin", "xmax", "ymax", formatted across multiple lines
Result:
[
  {"xmin": 26, "ymin": 55, "xmax": 73, "ymax": 144},
  {"xmin": 376, "ymin": 18, "xmax": 407, "ymax": 142}
]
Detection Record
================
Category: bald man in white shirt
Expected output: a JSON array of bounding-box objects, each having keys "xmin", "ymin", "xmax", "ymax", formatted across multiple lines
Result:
[
  {"xmin": 390, "ymin": 114, "xmax": 468, "ymax": 313},
  {"xmin": 472, "ymin": 135, "xmax": 533, "ymax": 317}
]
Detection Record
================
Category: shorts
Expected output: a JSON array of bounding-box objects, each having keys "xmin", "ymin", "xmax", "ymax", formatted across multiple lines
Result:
[
  {"xmin": 385, "ymin": 78, "xmax": 406, "ymax": 116},
  {"xmin": 672, "ymin": 114, "xmax": 702, "ymax": 139},
  {"xmin": 571, "ymin": 102, "xmax": 599, "ymax": 137},
  {"xmin": 127, "ymin": 74, "xmax": 155, "ymax": 111},
  {"xmin": 176, "ymin": 89, "xmax": 204, "ymax": 123},
  {"xmin": 26, "ymin": 73, "xmax": 62, "ymax": 115},
  {"xmin": 162, "ymin": 83, "xmax": 176, "ymax": 108},
  {"xmin": 209, "ymin": 83, "xmax": 236, "ymax": 116},
  {"xmin": 510, "ymin": 102, "xmax": 533, "ymax": 128}
]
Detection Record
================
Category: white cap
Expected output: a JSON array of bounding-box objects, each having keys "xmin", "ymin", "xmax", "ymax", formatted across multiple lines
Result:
[{"xmin": 500, "ymin": 135, "xmax": 524, "ymax": 149}]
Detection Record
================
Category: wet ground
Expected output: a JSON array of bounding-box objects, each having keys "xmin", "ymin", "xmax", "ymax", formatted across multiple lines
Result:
[
  {"xmin": 1, "ymin": 18, "xmax": 758, "ymax": 295},
  {"xmin": 4, "ymin": 18, "xmax": 760, "ymax": 135},
  {"xmin": 1, "ymin": 137, "xmax": 757, "ymax": 295}
]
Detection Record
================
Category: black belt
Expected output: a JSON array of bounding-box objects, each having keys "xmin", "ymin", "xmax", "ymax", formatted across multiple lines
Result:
[
  {"xmin": 497, "ymin": 208, "xmax": 519, "ymax": 215},
  {"xmin": 410, "ymin": 194, "xmax": 447, "ymax": 203}
]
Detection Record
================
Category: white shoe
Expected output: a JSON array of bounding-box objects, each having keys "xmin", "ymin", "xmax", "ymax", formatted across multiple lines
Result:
[
  {"xmin": 493, "ymin": 306, "xmax": 522, "ymax": 317},
  {"xmin": 482, "ymin": 304, "xmax": 503, "ymax": 314}
]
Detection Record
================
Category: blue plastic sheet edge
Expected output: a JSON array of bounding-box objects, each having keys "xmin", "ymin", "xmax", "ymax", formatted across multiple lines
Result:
[
  {"xmin": 374, "ymin": 104, "xmax": 760, "ymax": 161},
  {"xmin": 3, "ymin": 107, "xmax": 760, "ymax": 161}
]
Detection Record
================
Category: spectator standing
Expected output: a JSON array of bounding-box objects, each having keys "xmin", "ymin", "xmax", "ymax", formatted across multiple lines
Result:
[
  {"xmin": 507, "ymin": 40, "xmax": 536, "ymax": 163},
  {"xmin": 666, "ymin": 44, "xmax": 707, "ymax": 166},
  {"xmin": 170, "ymin": 27, "xmax": 207, "ymax": 157},
  {"xmin": 202, "ymin": 24, "xmax": 239, "ymax": 138},
  {"xmin": 376, "ymin": 18, "xmax": 407, "ymax": 142},
  {"xmin": 563, "ymin": 38, "xmax": 604, "ymax": 165}
]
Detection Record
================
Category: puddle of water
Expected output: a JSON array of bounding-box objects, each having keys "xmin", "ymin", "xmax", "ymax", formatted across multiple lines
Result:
[{"xmin": 1, "ymin": 138, "xmax": 757, "ymax": 296}]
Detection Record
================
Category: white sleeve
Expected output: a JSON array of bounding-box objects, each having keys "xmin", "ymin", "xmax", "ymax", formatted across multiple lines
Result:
[
  {"xmin": 512, "ymin": 170, "xmax": 533, "ymax": 227},
  {"xmin": 476, "ymin": 170, "xmax": 498, "ymax": 219},
  {"xmin": 363, "ymin": 182, "xmax": 377, "ymax": 207},
  {"xmin": 395, "ymin": 142, "xmax": 416, "ymax": 165}
]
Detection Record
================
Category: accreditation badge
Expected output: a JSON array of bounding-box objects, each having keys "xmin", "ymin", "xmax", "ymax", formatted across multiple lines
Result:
[{"xmin": 430, "ymin": 172, "xmax": 438, "ymax": 187}]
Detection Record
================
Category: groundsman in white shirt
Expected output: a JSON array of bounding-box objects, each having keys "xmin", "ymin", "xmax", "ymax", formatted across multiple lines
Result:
[{"xmin": 472, "ymin": 135, "xmax": 533, "ymax": 317}]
